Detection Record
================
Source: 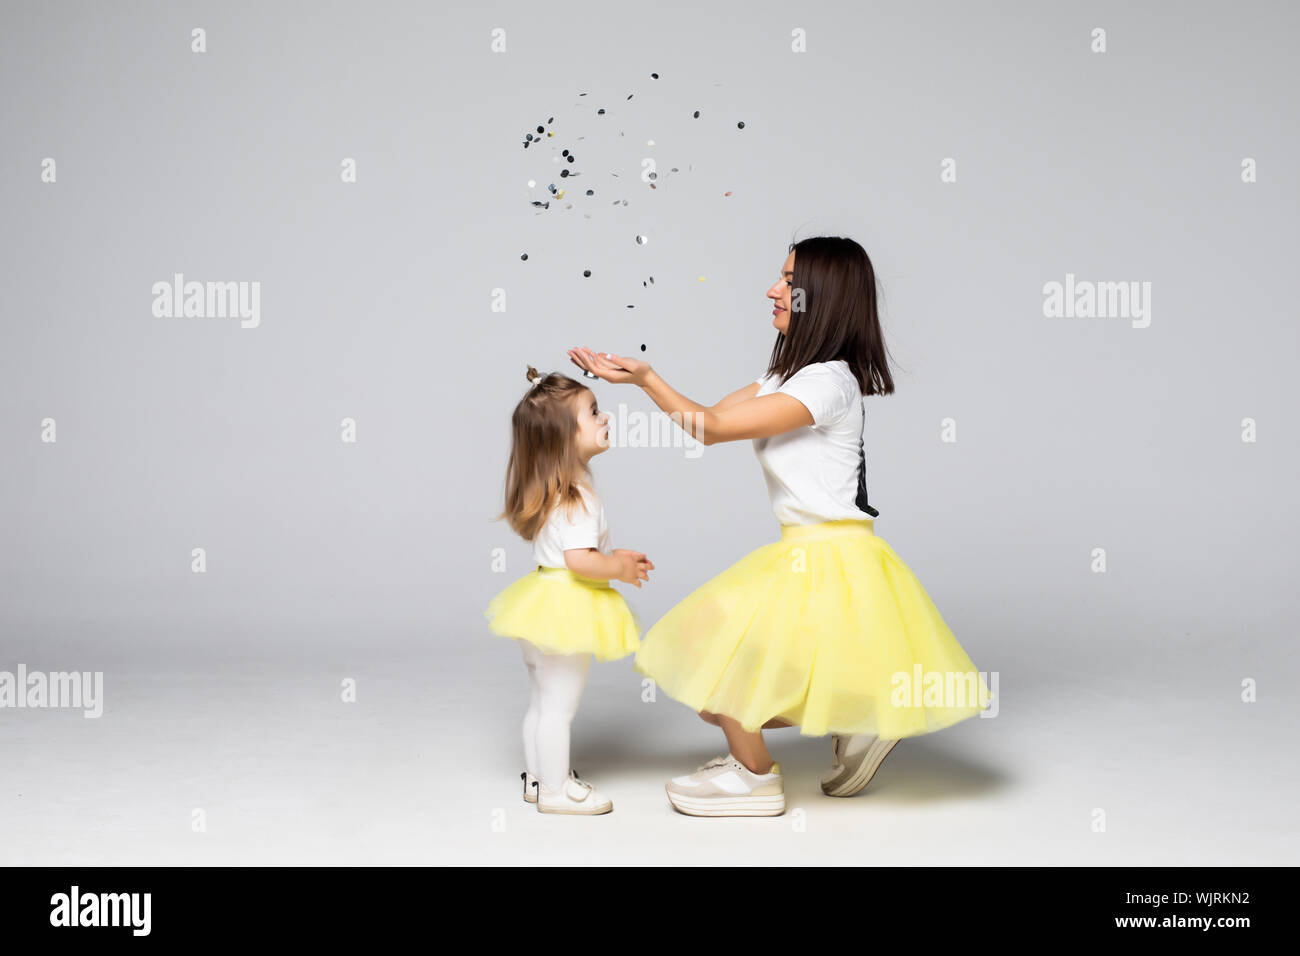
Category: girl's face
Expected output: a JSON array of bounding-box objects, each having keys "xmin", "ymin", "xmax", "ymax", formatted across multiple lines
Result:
[
  {"xmin": 571, "ymin": 388, "xmax": 610, "ymax": 461},
  {"xmin": 767, "ymin": 250, "xmax": 795, "ymax": 335}
]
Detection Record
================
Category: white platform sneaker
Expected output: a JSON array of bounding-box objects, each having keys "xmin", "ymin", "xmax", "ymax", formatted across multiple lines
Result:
[
  {"xmin": 536, "ymin": 772, "xmax": 613, "ymax": 815},
  {"xmin": 820, "ymin": 734, "xmax": 899, "ymax": 797},
  {"xmin": 665, "ymin": 753, "xmax": 785, "ymax": 816}
]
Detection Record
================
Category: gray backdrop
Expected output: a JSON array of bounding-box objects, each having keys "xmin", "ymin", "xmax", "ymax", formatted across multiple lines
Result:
[{"xmin": 2, "ymin": 0, "xmax": 1296, "ymax": 865}]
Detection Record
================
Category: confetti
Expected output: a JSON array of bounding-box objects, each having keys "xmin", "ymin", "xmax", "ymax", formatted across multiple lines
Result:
[{"xmin": 636, "ymin": 235, "xmax": 648, "ymax": 245}]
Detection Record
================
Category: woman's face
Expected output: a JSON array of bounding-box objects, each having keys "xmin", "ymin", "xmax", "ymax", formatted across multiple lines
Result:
[
  {"xmin": 570, "ymin": 388, "xmax": 610, "ymax": 459},
  {"xmin": 767, "ymin": 250, "xmax": 795, "ymax": 334}
]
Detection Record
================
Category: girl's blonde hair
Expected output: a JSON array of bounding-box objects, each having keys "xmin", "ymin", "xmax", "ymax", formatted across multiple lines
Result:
[{"xmin": 497, "ymin": 365, "xmax": 595, "ymax": 541}]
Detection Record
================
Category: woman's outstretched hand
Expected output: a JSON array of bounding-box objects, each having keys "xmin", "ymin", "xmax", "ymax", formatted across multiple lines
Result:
[{"xmin": 567, "ymin": 347, "xmax": 652, "ymax": 386}]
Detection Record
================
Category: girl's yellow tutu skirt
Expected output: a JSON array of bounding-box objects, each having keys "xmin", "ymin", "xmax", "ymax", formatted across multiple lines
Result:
[
  {"xmin": 634, "ymin": 519, "xmax": 992, "ymax": 739},
  {"xmin": 484, "ymin": 565, "xmax": 642, "ymax": 662}
]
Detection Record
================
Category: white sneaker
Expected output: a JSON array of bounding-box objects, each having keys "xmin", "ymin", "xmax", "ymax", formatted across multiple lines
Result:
[
  {"xmin": 536, "ymin": 775, "xmax": 613, "ymax": 815},
  {"xmin": 523, "ymin": 768, "xmax": 586, "ymax": 804},
  {"xmin": 665, "ymin": 753, "xmax": 785, "ymax": 816},
  {"xmin": 820, "ymin": 734, "xmax": 898, "ymax": 797}
]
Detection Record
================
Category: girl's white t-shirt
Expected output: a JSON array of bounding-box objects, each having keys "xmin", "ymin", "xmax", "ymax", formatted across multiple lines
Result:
[
  {"xmin": 532, "ymin": 485, "xmax": 611, "ymax": 569},
  {"xmin": 753, "ymin": 360, "xmax": 874, "ymax": 526}
]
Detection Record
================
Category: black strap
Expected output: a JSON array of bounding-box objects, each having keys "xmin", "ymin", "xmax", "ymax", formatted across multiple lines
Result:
[{"xmin": 854, "ymin": 402, "xmax": 879, "ymax": 518}]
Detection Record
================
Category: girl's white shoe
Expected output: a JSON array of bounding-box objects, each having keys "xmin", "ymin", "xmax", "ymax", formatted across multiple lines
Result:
[
  {"xmin": 522, "ymin": 768, "xmax": 587, "ymax": 804},
  {"xmin": 536, "ymin": 774, "xmax": 613, "ymax": 815}
]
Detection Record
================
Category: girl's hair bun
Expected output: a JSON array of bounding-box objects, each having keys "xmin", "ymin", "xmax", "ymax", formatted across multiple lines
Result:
[{"xmin": 526, "ymin": 365, "xmax": 542, "ymax": 386}]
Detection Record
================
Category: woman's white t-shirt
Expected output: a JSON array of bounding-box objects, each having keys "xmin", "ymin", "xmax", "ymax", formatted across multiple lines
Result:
[
  {"xmin": 532, "ymin": 485, "xmax": 611, "ymax": 569},
  {"xmin": 753, "ymin": 360, "xmax": 874, "ymax": 526}
]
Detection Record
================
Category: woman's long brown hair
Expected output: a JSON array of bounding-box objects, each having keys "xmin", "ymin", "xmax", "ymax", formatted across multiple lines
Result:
[
  {"xmin": 761, "ymin": 235, "xmax": 897, "ymax": 397},
  {"xmin": 497, "ymin": 366, "xmax": 594, "ymax": 541}
]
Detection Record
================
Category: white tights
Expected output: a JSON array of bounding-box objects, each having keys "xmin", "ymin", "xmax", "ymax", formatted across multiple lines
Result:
[{"xmin": 520, "ymin": 640, "xmax": 592, "ymax": 791}]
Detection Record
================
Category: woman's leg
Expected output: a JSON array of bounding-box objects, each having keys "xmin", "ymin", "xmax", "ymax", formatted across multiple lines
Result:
[
  {"xmin": 715, "ymin": 714, "xmax": 774, "ymax": 774},
  {"xmin": 700, "ymin": 709, "xmax": 793, "ymax": 730},
  {"xmin": 520, "ymin": 641, "xmax": 542, "ymax": 778},
  {"xmin": 533, "ymin": 650, "xmax": 592, "ymax": 790}
]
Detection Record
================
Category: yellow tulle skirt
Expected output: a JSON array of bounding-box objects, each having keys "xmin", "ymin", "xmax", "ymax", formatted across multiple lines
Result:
[
  {"xmin": 633, "ymin": 519, "xmax": 993, "ymax": 739},
  {"xmin": 484, "ymin": 565, "xmax": 642, "ymax": 661}
]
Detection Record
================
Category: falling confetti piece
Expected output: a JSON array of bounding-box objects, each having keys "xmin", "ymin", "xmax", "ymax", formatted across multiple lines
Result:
[
  {"xmin": 647, "ymin": 139, "xmax": 655, "ymax": 146},
  {"xmin": 737, "ymin": 121, "xmax": 745, "ymax": 129},
  {"xmin": 583, "ymin": 270, "xmax": 591, "ymax": 277},
  {"xmin": 651, "ymin": 73, "xmax": 659, "ymax": 79},
  {"xmin": 528, "ymin": 179, "xmax": 536, "ymax": 188},
  {"xmin": 693, "ymin": 110, "xmax": 700, "ymax": 118},
  {"xmin": 521, "ymin": 253, "xmax": 528, "ymax": 260},
  {"xmin": 724, "ymin": 191, "xmax": 732, "ymax": 197},
  {"xmin": 636, "ymin": 235, "xmax": 648, "ymax": 245}
]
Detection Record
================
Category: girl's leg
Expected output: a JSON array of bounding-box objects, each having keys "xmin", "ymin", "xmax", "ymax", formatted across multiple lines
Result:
[
  {"xmin": 520, "ymin": 641, "xmax": 542, "ymax": 778},
  {"xmin": 533, "ymin": 650, "xmax": 592, "ymax": 790}
]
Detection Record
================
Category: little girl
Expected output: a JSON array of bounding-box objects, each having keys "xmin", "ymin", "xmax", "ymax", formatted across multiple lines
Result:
[{"xmin": 484, "ymin": 365, "xmax": 654, "ymax": 815}]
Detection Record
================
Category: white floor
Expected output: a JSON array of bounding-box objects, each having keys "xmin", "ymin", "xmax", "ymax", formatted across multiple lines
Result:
[{"xmin": 2, "ymin": 624, "xmax": 1296, "ymax": 866}]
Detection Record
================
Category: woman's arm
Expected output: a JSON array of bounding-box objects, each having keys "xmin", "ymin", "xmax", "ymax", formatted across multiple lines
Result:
[
  {"xmin": 642, "ymin": 369, "xmax": 812, "ymax": 445},
  {"xmin": 568, "ymin": 348, "xmax": 813, "ymax": 446},
  {"xmin": 711, "ymin": 380, "xmax": 761, "ymax": 412}
]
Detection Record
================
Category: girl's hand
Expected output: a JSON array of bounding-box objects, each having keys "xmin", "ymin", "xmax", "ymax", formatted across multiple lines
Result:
[
  {"xmin": 613, "ymin": 549, "xmax": 654, "ymax": 587},
  {"xmin": 567, "ymin": 347, "xmax": 652, "ymax": 386}
]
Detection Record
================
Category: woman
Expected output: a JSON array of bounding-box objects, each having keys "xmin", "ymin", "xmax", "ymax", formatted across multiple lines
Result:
[{"xmin": 567, "ymin": 235, "xmax": 991, "ymax": 817}]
